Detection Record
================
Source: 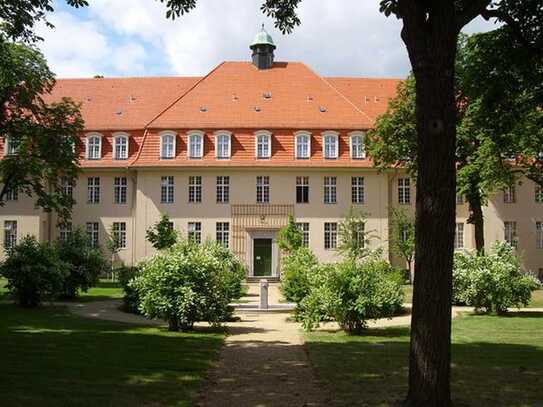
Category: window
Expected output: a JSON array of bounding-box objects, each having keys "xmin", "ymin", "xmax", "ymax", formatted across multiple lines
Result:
[
  {"xmin": 62, "ymin": 177, "xmax": 74, "ymax": 198},
  {"xmin": 188, "ymin": 222, "xmax": 201, "ymax": 244},
  {"xmin": 216, "ymin": 222, "xmax": 230, "ymax": 248},
  {"xmin": 114, "ymin": 134, "xmax": 128, "ymax": 160},
  {"xmin": 87, "ymin": 177, "xmax": 100, "ymax": 204},
  {"xmin": 86, "ymin": 134, "xmax": 102, "ymax": 160},
  {"xmin": 536, "ymin": 222, "xmax": 543, "ymax": 249},
  {"xmin": 215, "ymin": 132, "xmax": 231, "ymax": 159},
  {"xmin": 454, "ymin": 223, "xmax": 464, "ymax": 249},
  {"xmin": 504, "ymin": 185, "xmax": 516, "ymax": 203},
  {"xmin": 255, "ymin": 131, "xmax": 271, "ymax": 159},
  {"xmin": 161, "ymin": 176, "xmax": 174, "ymax": 204},
  {"xmin": 324, "ymin": 222, "xmax": 337, "ymax": 249},
  {"xmin": 189, "ymin": 176, "xmax": 202, "ymax": 203},
  {"xmin": 535, "ymin": 184, "xmax": 543, "ymax": 203},
  {"xmin": 160, "ymin": 133, "xmax": 176, "ymax": 159},
  {"xmin": 256, "ymin": 176, "xmax": 270, "ymax": 203},
  {"xmin": 352, "ymin": 177, "xmax": 364, "ymax": 204},
  {"xmin": 112, "ymin": 222, "xmax": 127, "ymax": 249},
  {"xmin": 400, "ymin": 225, "xmax": 410, "ymax": 243},
  {"xmin": 398, "ymin": 178, "xmax": 411, "ymax": 205},
  {"xmin": 295, "ymin": 132, "xmax": 311, "ymax": 159},
  {"xmin": 188, "ymin": 132, "xmax": 204, "ymax": 159},
  {"xmin": 59, "ymin": 222, "xmax": 72, "ymax": 242},
  {"xmin": 323, "ymin": 132, "xmax": 339, "ymax": 159},
  {"xmin": 296, "ymin": 176, "xmax": 309, "ymax": 204},
  {"xmin": 296, "ymin": 222, "xmax": 310, "ymax": 247},
  {"xmin": 5, "ymin": 187, "xmax": 18, "ymax": 201},
  {"xmin": 4, "ymin": 137, "xmax": 17, "ymax": 156},
  {"xmin": 456, "ymin": 194, "xmax": 464, "ymax": 205},
  {"xmin": 216, "ymin": 176, "xmax": 230, "ymax": 203},
  {"xmin": 349, "ymin": 132, "xmax": 365, "ymax": 159},
  {"xmin": 355, "ymin": 222, "xmax": 365, "ymax": 248},
  {"xmin": 324, "ymin": 176, "xmax": 337, "ymax": 204},
  {"xmin": 4, "ymin": 220, "xmax": 17, "ymax": 250},
  {"xmin": 504, "ymin": 221, "xmax": 518, "ymax": 248},
  {"xmin": 86, "ymin": 222, "xmax": 99, "ymax": 247},
  {"xmin": 114, "ymin": 177, "xmax": 127, "ymax": 204}
]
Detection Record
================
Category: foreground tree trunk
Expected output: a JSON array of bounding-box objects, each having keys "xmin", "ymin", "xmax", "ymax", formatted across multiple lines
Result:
[
  {"xmin": 400, "ymin": 3, "xmax": 459, "ymax": 406},
  {"xmin": 467, "ymin": 192, "xmax": 485, "ymax": 254}
]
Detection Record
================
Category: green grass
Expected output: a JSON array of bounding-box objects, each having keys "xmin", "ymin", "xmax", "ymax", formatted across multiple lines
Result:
[
  {"xmin": 306, "ymin": 313, "xmax": 543, "ymax": 406},
  {"xmin": 0, "ymin": 303, "xmax": 223, "ymax": 407}
]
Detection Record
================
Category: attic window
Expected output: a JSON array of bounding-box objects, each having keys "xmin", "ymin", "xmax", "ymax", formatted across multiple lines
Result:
[
  {"xmin": 364, "ymin": 96, "xmax": 370, "ymax": 103},
  {"xmin": 129, "ymin": 95, "xmax": 137, "ymax": 102},
  {"xmin": 375, "ymin": 97, "xmax": 380, "ymax": 102},
  {"xmin": 200, "ymin": 106, "xmax": 208, "ymax": 112},
  {"xmin": 254, "ymin": 106, "xmax": 261, "ymax": 112},
  {"xmin": 263, "ymin": 92, "xmax": 272, "ymax": 99},
  {"xmin": 307, "ymin": 96, "xmax": 314, "ymax": 102},
  {"xmin": 232, "ymin": 95, "xmax": 238, "ymax": 101},
  {"xmin": 319, "ymin": 106, "xmax": 327, "ymax": 113},
  {"xmin": 116, "ymin": 110, "xmax": 123, "ymax": 116}
]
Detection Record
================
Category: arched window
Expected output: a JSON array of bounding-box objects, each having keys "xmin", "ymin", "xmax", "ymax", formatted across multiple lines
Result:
[
  {"xmin": 188, "ymin": 131, "xmax": 204, "ymax": 159},
  {"xmin": 113, "ymin": 133, "xmax": 128, "ymax": 160},
  {"xmin": 160, "ymin": 132, "xmax": 176, "ymax": 159},
  {"xmin": 214, "ymin": 131, "xmax": 232, "ymax": 159},
  {"xmin": 255, "ymin": 130, "xmax": 272, "ymax": 159},
  {"xmin": 86, "ymin": 134, "xmax": 102, "ymax": 160},
  {"xmin": 295, "ymin": 131, "xmax": 311, "ymax": 159},
  {"xmin": 349, "ymin": 131, "xmax": 366, "ymax": 159},
  {"xmin": 322, "ymin": 131, "xmax": 339, "ymax": 159}
]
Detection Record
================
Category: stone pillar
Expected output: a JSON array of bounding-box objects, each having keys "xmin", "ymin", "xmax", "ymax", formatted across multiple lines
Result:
[{"xmin": 260, "ymin": 279, "xmax": 269, "ymax": 310}]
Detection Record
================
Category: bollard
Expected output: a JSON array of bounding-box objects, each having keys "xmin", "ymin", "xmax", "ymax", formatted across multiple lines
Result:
[{"xmin": 259, "ymin": 279, "xmax": 269, "ymax": 310}]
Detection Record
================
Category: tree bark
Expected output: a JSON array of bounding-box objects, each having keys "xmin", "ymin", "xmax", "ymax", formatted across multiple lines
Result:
[
  {"xmin": 467, "ymin": 193, "xmax": 485, "ymax": 254},
  {"xmin": 399, "ymin": 3, "xmax": 459, "ymax": 406}
]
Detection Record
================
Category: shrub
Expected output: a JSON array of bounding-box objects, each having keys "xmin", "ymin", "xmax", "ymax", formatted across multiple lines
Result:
[
  {"xmin": 277, "ymin": 215, "xmax": 303, "ymax": 253},
  {"xmin": 299, "ymin": 258, "xmax": 404, "ymax": 333},
  {"xmin": 146, "ymin": 213, "xmax": 178, "ymax": 250},
  {"xmin": 118, "ymin": 265, "xmax": 141, "ymax": 314},
  {"xmin": 280, "ymin": 247, "xmax": 319, "ymax": 304},
  {"xmin": 130, "ymin": 240, "xmax": 246, "ymax": 331},
  {"xmin": 0, "ymin": 236, "xmax": 69, "ymax": 307},
  {"xmin": 56, "ymin": 228, "xmax": 109, "ymax": 299},
  {"xmin": 453, "ymin": 242, "xmax": 540, "ymax": 313}
]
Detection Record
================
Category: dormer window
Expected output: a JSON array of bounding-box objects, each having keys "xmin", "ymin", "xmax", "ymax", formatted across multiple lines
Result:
[
  {"xmin": 214, "ymin": 131, "xmax": 231, "ymax": 159},
  {"xmin": 349, "ymin": 132, "xmax": 366, "ymax": 159},
  {"xmin": 86, "ymin": 134, "xmax": 102, "ymax": 160},
  {"xmin": 4, "ymin": 137, "xmax": 17, "ymax": 156},
  {"xmin": 322, "ymin": 131, "xmax": 339, "ymax": 159},
  {"xmin": 160, "ymin": 132, "xmax": 176, "ymax": 159},
  {"xmin": 113, "ymin": 133, "xmax": 128, "ymax": 160},
  {"xmin": 255, "ymin": 130, "xmax": 271, "ymax": 159},
  {"xmin": 295, "ymin": 132, "xmax": 311, "ymax": 159},
  {"xmin": 188, "ymin": 131, "xmax": 204, "ymax": 159}
]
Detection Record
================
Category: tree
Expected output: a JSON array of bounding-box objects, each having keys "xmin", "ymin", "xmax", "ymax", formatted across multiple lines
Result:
[
  {"xmin": 389, "ymin": 208, "xmax": 415, "ymax": 283},
  {"xmin": 0, "ymin": 41, "xmax": 84, "ymax": 220},
  {"xmin": 337, "ymin": 206, "xmax": 375, "ymax": 262},
  {"xmin": 146, "ymin": 214, "xmax": 178, "ymax": 250},
  {"xmin": 277, "ymin": 215, "xmax": 303, "ymax": 253}
]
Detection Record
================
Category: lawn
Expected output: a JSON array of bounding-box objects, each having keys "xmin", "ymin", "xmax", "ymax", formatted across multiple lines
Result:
[
  {"xmin": 306, "ymin": 312, "xmax": 543, "ymax": 406},
  {"xmin": 0, "ymin": 303, "xmax": 223, "ymax": 407}
]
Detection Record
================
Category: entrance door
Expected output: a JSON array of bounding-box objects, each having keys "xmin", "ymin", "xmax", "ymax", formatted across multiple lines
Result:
[{"xmin": 253, "ymin": 238, "xmax": 272, "ymax": 276}]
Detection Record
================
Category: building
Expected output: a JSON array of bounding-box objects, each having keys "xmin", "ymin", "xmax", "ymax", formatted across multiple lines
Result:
[{"xmin": 1, "ymin": 28, "xmax": 541, "ymax": 280}]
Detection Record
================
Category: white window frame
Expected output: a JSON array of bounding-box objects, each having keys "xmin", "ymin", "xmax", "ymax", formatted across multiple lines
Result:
[
  {"xmin": 216, "ymin": 222, "xmax": 230, "ymax": 248},
  {"xmin": 504, "ymin": 221, "xmax": 518, "ymax": 248},
  {"xmin": 4, "ymin": 136, "xmax": 17, "ymax": 156},
  {"xmin": 188, "ymin": 222, "xmax": 202, "ymax": 244},
  {"xmin": 113, "ymin": 132, "xmax": 129, "ymax": 160},
  {"xmin": 87, "ymin": 177, "xmax": 100, "ymax": 204},
  {"xmin": 161, "ymin": 176, "xmax": 175, "ymax": 204},
  {"xmin": 59, "ymin": 222, "xmax": 72, "ymax": 242},
  {"xmin": 296, "ymin": 222, "xmax": 310, "ymax": 247},
  {"xmin": 255, "ymin": 130, "xmax": 272, "ymax": 159},
  {"xmin": 4, "ymin": 220, "xmax": 17, "ymax": 250},
  {"xmin": 324, "ymin": 176, "xmax": 337, "ymax": 204},
  {"xmin": 86, "ymin": 222, "xmax": 99, "ymax": 247},
  {"xmin": 324, "ymin": 222, "xmax": 338, "ymax": 250},
  {"xmin": 322, "ymin": 131, "xmax": 339, "ymax": 159},
  {"xmin": 114, "ymin": 176, "xmax": 128, "ymax": 205},
  {"xmin": 214, "ymin": 131, "xmax": 232, "ymax": 160},
  {"xmin": 188, "ymin": 176, "xmax": 202, "ymax": 203},
  {"xmin": 216, "ymin": 176, "xmax": 230, "ymax": 204},
  {"xmin": 352, "ymin": 176, "xmax": 365, "ymax": 204},
  {"xmin": 256, "ymin": 175, "xmax": 270, "ymax": 203},
  {"xmin": 159, "ymin": 131, "xmax": 176, "ymax": 159},
  {"xmin": 504, "ymin": 185, "xmax": 516, "ymax": 204},
  {"xmin": 398, "ymin": 178, "xmax": 411, "ymax": 205},
  {"xmin": 112, "ymin": 222, "xmax": 127, "ymax": 249},
  {"xmin": 536, "ymin": 221, "xmax": 543, "ymax": 249},
  {"xmin": 188, "ymin": 130, "xmax": 204, "ymax": 159},
  {"xmin": 294, "ymin": 131, "xmax": 311, "ymax": 159},
  {"xmin": 454, "ymin": 223, "xmax": 464, "ymax": 249},
  {"xmin": 85, "ymin": 133, "xmax": 103, "ymax": 160},
  {"xmin": 348, "ymin": 131, "xmax": 366, "ymax": 159}
]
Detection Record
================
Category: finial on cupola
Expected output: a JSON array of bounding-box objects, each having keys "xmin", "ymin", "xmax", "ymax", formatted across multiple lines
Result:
[{"xmin": 250, "ymin": 24, "xmax": 276, "ymax": 70}]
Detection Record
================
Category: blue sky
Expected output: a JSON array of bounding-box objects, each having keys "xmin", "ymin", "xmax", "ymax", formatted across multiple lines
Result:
[{"xmin": 37, "ymin": 0, "xmax": 499, "ymax": 79}]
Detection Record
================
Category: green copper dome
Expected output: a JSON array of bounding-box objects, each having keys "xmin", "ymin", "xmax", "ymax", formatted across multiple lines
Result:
[{"xmin": 250, "ymin": 25, "xmax": 276, "ymax": 49}]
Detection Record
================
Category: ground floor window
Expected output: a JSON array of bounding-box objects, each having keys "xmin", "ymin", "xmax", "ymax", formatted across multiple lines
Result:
[
  {"xmin": 536, "ymin": 221, "xmax": 543, "ymax": 249},
  {"xmin": 59, "ymin": 222, "xmax": 72, "ymax": 242},
  {"xmin": 454, "ymin": 223, "xmax": 464, "ymax": 249},
  {"xmin": 504, "ymin": 221, "xmax": 518, "ymax": 248},
  {"xmin": 86, "ymin": 222, "xmax": 99, "ymax": 247},
  {"xmin": 216, "ymin": 222, "xmax": 229, "ymax": 248},
  {"xmin": 324, "ymin": 222, "xmax": 337, "ymax": 250},
  {"xmin": 188, "ymin": 222, "xmax": 202, "ymax": 244},
  {"xmin": 112, "ymin": 222, "xmax": 127, "ymax": 249},
  {"xmin": 3, "ymin": 220, "xmax": 17, "ymax": 250},
  {"xmin": 296, "ymin": 222, "xmax": 310, "ymax": 247}
]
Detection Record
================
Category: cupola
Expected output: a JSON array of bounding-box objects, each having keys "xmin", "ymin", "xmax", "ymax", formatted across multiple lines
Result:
[{"xmin": 250, "ymin": 25, "xmax": 276, "ymax": 70}]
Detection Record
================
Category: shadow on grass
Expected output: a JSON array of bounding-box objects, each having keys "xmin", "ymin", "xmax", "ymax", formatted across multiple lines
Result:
[{"xmin": 0, "ymin": 303, "xmax": 223, "ymax": 407}]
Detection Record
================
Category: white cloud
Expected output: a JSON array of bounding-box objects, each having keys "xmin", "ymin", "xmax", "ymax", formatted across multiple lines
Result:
[{"xmin": 37, "ymin": 1, "xmax": 499, "ymax": 78}]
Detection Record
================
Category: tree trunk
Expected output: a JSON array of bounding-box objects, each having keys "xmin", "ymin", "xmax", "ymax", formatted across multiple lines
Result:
[
  {"xmin": 399, "ymin": 4, "xmax": 459, "ymax": 406},
  {"xmin": 467, "ymin": 193, "xmax": 485, "ymax": 254},
  {"xmin": 168, "ymin": 317, "xmax": 179, "ymax": 332}
]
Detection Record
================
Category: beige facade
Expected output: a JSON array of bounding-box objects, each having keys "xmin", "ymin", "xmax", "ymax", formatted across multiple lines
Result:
[{"xmin": 1, "ymin": 168, "xmax": 541, "ymax": 278}]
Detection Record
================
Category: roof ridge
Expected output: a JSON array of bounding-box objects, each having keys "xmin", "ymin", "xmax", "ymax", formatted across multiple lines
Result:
[
  {"xmin": 55, "ymin": 76, "xmax": 203, "ymax": 81},
  {"xmin": 304, "ymin": 63, "xmax": 373, "ymax": 126},
  {"xmin": 326, "ymin": 76, "xmax": 404, "ymax": 81}
]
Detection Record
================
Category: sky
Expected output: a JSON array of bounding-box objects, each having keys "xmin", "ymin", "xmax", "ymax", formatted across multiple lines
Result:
[{"xmin": 36, "ymin": 0, "xmax": 500, "ymax": 79}]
